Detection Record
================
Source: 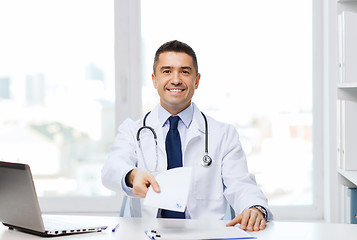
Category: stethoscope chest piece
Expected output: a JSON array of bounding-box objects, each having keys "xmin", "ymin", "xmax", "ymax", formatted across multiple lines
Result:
[{"xmin": 201, "ymin": 154, "xmax": 212, "ymax": 167}]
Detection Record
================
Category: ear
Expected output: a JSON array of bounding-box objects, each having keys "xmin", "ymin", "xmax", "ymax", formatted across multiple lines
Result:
[
  {"xmin": 152, "ymin": 73, "xmax": 158, "ymax": 89},
  {"xmin": 194, "ymin": 73, "xmax": 201, "ymax": 89}
]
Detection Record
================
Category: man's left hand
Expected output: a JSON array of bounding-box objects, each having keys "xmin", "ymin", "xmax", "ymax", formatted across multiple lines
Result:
[{"xmin": 226, "ymin": 207, "xmax": 266, "ymax": 231}]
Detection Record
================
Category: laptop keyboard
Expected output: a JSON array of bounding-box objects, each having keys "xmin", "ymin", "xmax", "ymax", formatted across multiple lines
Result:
[{"xmin": 42, "ymin": 215, "xmax": 95, "ymax": 231}]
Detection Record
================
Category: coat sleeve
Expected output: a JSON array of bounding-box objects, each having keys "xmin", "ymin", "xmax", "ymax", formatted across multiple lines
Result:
[
  {"xmin": 221, "ymin": 124, "xmax": 273, "ymax": 220},
  {"xmin": 101, "ymin": 118, "xmax": 138, "ymax": 196}
]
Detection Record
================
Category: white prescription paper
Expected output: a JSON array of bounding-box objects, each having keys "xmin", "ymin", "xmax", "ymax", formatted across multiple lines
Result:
[{"xmin": 144, "ymin": 167, "xmax": 192, "ymax": 212}]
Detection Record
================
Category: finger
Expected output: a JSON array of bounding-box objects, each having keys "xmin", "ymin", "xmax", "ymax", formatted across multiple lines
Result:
[
  {"xmin": 147, "ymin": 174, "xmax": 160, "ymax": 193},
  {"xmin": 239, "ymin": 211, "xmax": 250, "ymax": 230},
  {"xmin": 132, "ymin": 180, "xmax": 149, "ymax": 198},
  {"xmin": 259, "ymin": 219, "xmax": 266, "ymax": 230},
  {"xmin": 246, "ymin": 211, "xmax": 258, "ymax": 232},
  {"xmin": 253, "ymin": 217, "xmax": 262, "ymax": 231},
  {"xmin": 132, "ymin": 187, "xmax": 146, "ymax": 198},
  {"xmin": 226, "ymin": 214, "xmax": 242, "ymax": 227}
]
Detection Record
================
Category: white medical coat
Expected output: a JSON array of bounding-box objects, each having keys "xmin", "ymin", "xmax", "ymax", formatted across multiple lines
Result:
[{"xmin": 102, "ymin": 103, "xmax": 272, "ymax": 220}]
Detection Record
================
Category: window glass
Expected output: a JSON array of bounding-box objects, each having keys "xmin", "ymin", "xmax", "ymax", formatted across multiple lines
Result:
[
  {"xmin": 141, "ymin": 0, "xmax": 312, "ymax": 205},
  {"xmin": 0, "ymin": 0, "xmax": 115, "ymax": 197}
]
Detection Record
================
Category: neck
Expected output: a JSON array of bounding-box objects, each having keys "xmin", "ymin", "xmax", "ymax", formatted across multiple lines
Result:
[{"xmin": 161, "ymin": 102, "xmax": 191, "ymax": 116}]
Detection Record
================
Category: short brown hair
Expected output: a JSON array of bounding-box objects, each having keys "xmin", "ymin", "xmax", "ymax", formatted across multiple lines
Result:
[{"xmin": 153, "ymin": 40, "xmax": 198, "ymax": 75}]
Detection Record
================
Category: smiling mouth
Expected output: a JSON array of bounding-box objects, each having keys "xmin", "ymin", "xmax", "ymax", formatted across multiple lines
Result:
[{"xmin": 168, "ymin": 89, "xmax": 184, "ymax": 93}]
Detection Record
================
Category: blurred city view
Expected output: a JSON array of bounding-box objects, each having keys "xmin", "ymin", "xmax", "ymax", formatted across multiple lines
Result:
[
  {"xmin": 0, "ymin": 0, "xmax": 115, "ymax": 197},
  {"xmin": 0, "ymin": 66, "xmax": 115, "ymax": 196}
]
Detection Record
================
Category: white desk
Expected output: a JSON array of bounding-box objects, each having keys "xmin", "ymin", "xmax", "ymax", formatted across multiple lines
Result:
[{"xmin": 1, "ymin": 216, "xmax": 357, "ymax": 240}]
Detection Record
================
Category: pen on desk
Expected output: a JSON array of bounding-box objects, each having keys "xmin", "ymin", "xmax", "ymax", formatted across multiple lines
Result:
[{"xmin": 112, "ymin": 223, "xmax": 119, "ymax": 232}]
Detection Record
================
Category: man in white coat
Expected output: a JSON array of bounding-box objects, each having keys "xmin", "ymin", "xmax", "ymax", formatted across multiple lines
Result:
[{"xmin": 102, "ymin": 40, "xmax": 273, "ymax": 231}]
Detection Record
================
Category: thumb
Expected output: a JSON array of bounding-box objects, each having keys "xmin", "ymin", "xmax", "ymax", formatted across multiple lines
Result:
[{"xmin": 148, "ymin": 175, "xmax": 160, "ymax": 193}]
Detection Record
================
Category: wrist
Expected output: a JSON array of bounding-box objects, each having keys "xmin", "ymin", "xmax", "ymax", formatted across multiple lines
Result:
[{"xmin": 250, "ymin": 205, "xmax": 267, "ymax": 220}]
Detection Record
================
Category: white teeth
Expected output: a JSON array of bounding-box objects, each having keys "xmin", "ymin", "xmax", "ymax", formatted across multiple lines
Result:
[{"xmin": 169, "ymin": 89, "xmax": 183, "ymax": 92}]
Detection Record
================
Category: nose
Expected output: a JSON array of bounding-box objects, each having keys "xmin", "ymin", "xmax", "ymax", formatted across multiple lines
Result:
[{"xmin": 171, "ymin": 71, "xmax": 181, "ymax": 85}]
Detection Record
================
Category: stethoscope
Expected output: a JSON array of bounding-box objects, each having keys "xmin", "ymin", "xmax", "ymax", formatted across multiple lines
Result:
[{"xmin": 136, "ymin": 111, "xmax": 213, "ymax": 172}]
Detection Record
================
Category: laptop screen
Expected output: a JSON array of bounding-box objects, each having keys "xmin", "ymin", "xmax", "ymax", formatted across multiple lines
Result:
[{"xmin": 0, "ymin": 161, "xmax": 45, "ymax": 232}]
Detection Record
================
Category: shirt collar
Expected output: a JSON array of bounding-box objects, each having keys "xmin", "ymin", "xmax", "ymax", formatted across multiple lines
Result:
[{"xmin": 158, "ymin": 103, "xmax": 194, "ymax": 128}]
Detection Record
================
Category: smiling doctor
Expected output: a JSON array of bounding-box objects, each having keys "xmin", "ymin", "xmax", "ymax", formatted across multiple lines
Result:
[{"xmin": 102, "ymin": 40, "xmax": 273, "ymax": 231}]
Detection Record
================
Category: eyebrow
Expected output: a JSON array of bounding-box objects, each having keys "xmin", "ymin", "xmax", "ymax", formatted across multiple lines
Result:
[
  {"xmin": 159, "ymin": 66, "xmax": 192, "ymax": 71},
  {"xmin": 181, "ymin": 66, "xmax": 192, "ymax": 71},
  {"xmin": 160, "ymin": 66, "xmax": 172, "ymax": 71}
]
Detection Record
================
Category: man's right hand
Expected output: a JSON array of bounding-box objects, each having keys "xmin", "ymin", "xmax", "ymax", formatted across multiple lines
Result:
[{"xmin": 125, "ymin": 168, "xmax": 161, "ymax": 198}]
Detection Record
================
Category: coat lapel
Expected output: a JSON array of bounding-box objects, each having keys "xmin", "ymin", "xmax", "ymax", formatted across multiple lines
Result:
[{"xmin": 182, "ymin": 104, "xmax": 205, "ymax": 154}]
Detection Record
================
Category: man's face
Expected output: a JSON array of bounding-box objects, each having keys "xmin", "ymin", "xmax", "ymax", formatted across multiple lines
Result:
[{"xmin": 152, "ymin": 51, "xmax": 200, "ymax": 115}]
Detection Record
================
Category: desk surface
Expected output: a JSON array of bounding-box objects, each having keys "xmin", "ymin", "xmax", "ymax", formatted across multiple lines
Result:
[{"xmin": 1, "ymin": 216, "xmax": 357, "ymax": 240}]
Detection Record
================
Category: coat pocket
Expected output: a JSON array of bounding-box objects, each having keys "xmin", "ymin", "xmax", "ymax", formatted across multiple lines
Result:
[{"xmin": 192, "ymin": 160, "xmax": 223, "ymax": 200}]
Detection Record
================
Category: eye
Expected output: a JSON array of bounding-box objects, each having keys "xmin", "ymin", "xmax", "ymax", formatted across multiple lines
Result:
[
  {"xmin": 182, "ymin": 70, "xmax": 190, "ymax": 74},
  {"xmin": 163, "ymin": 70, "xmax": 171, "ymax": 74}
]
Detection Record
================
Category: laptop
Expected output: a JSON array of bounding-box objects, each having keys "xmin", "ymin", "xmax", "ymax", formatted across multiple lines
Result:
[{"xmin": 0, "ymin": 161, "xmax": 108, "ymax": 237}]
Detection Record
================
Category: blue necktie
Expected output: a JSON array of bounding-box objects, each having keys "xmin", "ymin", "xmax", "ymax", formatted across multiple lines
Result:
[{"xmin": 161, "ymin": 116, "xmax": 185, "ymax": 219}]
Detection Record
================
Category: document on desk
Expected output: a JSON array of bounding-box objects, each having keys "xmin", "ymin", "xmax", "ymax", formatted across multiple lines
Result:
[
  {"xmin": 144, "ymin": 167, "xmax": 192, "ymax": 212},
  {"xmin": 145, "ymin": 227, "xmax": 256, "ymax": 239}
]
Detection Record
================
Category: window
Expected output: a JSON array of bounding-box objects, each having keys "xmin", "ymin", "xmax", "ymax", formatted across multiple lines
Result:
[
  {"xmin": 141, "ymin": 0, "xmax": 321, "ymax": 219},
  {"xmin": 0, "ymin": 0, "xmax": 115, "ymax": 207},
  {"xmin": 0, "ymin": 0, "xmax": 322, "ymax": 218}
]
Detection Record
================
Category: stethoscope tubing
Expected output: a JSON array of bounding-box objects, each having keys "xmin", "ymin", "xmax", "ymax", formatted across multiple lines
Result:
[
  {"xmin": 137, "ymin": 111, "xmax": 212, "ymax": 170},
  {"xmin": 201, "ymin": 112, "xmax": 209, "ymax": 155}
]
